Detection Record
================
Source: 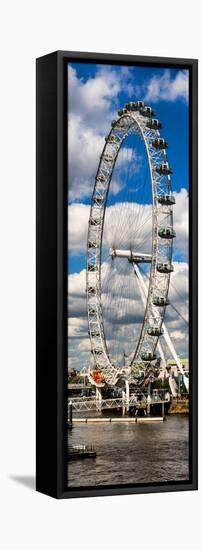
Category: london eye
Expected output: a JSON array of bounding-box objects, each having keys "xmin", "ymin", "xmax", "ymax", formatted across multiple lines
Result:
[{"xmin": 86, "ymin": 101, "xmax": 188, "ymax": 391}]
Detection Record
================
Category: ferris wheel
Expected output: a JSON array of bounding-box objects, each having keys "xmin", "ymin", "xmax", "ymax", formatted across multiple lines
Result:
[{"xmin": 86, "ymin": 101, "xmax": 180, "ymax": 388}]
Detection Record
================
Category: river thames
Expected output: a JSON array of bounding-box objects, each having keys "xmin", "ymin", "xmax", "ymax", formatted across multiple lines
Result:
[{"xmin": 67, "ymin": 415, "xmax": 189, "ymax": 487}]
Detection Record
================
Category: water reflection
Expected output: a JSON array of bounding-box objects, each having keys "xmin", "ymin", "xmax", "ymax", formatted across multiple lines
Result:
[{"xmin": 67, "ymin": 416, "xmax": 189, "ymax": 487}]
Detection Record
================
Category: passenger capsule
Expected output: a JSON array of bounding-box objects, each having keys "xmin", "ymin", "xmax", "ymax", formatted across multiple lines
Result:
[
  {"xmin": 126, "ymin": 101, "xmax": 139, "ymax": 111},
  {"xmin": 91, "ymin": 349, "xmax": 102, "ymax": 355},
  {"xmin": 125, "ymin": 102, "xmax": 134, "ymax": 110},
  {"xmin": 105, "ymin": 135, "xmax": 119, "ymax": 143},
  {"xmin": 147, "ymin": 119, "xmax": 162, "ymax": 130},
  {"xmin": 153, "ymin": 296, "xmax": 169, "ymax": 306},
  {"xmin": 147, "ymin": 327, "xmax": 164, "ymax": 336},
  {"xmin": 136, "ymin": 101, "xmax": 145, "ymax": 109},
  {"xmin": 152, "ymin": 137, "xmax": 167, "ymax": 149},
  {"xmin": 88, "ymin": 330, "xmax": 100, "ymax": 337},
  {"xmin": 156, "ymin": 162, "xmax": 173, "ymax": 175},
  {"xmin": 156, "ymin": 263, "xmax": 174, "ymax": 274},
  {"xmin": 141, "ymin": 352, "xmax": 157, "ymax": 361},
  {"xmin": 158, "ymin": 227, "xmax": 176, "ymax": 239},
  {"xmin": 157, "ymin": 194, "xmax": 175, "ymax": 205},
  {"xmin": 141, "ymin": 106, "xmax": 154, "ymax": 117},
  {"xmin": 118, "ymin": 108, "xmax": 127, "ymax": 116}
]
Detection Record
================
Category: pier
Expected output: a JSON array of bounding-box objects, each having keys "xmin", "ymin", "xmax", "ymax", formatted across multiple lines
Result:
[{"xmin": 68, "ymin": 390, "xmax": 170, "ymax": 417}]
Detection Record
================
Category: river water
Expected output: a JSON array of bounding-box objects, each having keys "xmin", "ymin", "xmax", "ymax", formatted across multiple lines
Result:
[{"xmin": 67, "ymin": 416, "xmax": 189, "ymax": 487}]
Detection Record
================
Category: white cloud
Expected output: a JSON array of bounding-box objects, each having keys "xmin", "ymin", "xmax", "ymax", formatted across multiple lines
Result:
[
  {"xmin": 68, "ymin": 113, "xmax": 105, "ymax": 201},
  {"xmin": 68, "ymin": 65, "xmax": 120, "ymax": 201},
  {"xmin": 170, "ymin": 330, "xmax": 186, "ymax": 341},
  {"xmin": 144, "ymin": 70, "xmax": 189, "ymax": 103},
  {"xmin": 68, "ymin": 268, "xmax": 86, "ymax": 296},
  {"xmin": 68, "ymin": 188, "xmax": 188, "ymax": 260},
  {"xmin": 68, "ymin": 259, "xmax": 189, "ymax": 370},
  {"xmin": 68, "ymin": 203, "xmax": 90, "ymax": 255},
  {"xmin": 173, "ymin": 188, "xmax": 189, "ymax": 261},
  {"xmin": 68, "ymin": 65, "xmax": 142, "ymax": 201},
  {"xmin": 68, "ymin": 317, "xmax": 87, "ymax": 338},
  {"xmin": 68, "ymin": 269, "xmax": 87, "ymax": 320},
  {"xmin": 68, "ymin": 65, "xmax": 121, "ymax": 127},
  {"xmin": 78, "ymin": 339, "xmax": 91, "ymax": 353}
]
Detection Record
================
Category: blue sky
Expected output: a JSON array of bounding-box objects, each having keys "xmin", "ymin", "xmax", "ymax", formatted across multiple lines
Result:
[
  {"xmin": 69, "ymin": 63, "xmax": 189, "ymax": 198},
  {"xmin": 69, "ymin": 64, "xmax": 189, "ymax": 177},
  {"xmin": 67, "ymin": 62, "xmax": 189, "ymax": 366}
]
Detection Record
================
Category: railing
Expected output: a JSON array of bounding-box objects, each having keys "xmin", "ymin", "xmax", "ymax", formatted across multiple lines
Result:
[{"xmin": 69, "ymin": 395, "xmax": 170, "ymax": 412}]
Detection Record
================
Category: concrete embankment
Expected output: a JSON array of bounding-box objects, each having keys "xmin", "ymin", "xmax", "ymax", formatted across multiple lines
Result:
[{"xmin": 168, "ymin": 399, "xmax": 189, "ymax": 414}]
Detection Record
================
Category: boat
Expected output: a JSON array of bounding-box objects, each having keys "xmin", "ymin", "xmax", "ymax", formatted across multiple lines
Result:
[{"xmin": 68, "ymin": 444, "xmax": 96, "ymax": 460}]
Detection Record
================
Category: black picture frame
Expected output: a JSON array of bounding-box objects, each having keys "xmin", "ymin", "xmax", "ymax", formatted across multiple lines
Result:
[{"xmin": 36, "ymin": 50, "xmax": 198, "ymax": 499}]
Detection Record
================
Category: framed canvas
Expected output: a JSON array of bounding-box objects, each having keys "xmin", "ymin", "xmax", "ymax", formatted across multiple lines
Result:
[{"xmin": 36, "ymin": 51, "xmax": 198, "ymax": 499}]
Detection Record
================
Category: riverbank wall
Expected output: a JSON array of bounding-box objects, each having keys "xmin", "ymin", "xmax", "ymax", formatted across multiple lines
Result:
[
  {"xmin": 73, "ymin": 416, "xmax": 164, "ymax": 424},
  {"xmin": 168, "ymin": 398, "xmax": 189, "ymax": 414}
]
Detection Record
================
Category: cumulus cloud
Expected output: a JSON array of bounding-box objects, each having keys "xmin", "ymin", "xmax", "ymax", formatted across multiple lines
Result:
[
  {"xmin": 173, "ymin": 188, "xmax": 189, "ymax": 260},
  {"xmin": 68, "ymin": 65, "xmax": 142, "ymax": 201},
  {"xmin": 68, "ymin": 317, "xmax": 87, "ymax": 338},
  {"xmin": 68, "ymin": 269, "xmax": 86, "ymax": 296},
  {"xmin": 78, "ymin": 339, "xmax": 91, "ymax": 353},
  {"xmin": 68, "ymin": 188, "xmax": 188, "ymax": 260},
  {"xmin": 68, "ymin": 203, "xmax": 90, "ymax": 255},
  {"xmin": 68, "ymin": 65, "xmax": 119, "ymax": 201},
  {"xmin": 68, "ymin": 269, "xmax": 87, "ymax": 319},
  {"xmin": 170, "ymin": 330, "xmax": 185, "ymax": 341},
  {"xmin": 68, "ymin": 259, "xmax": 189, "ymax": 370},
  {"xmin": 68, "ymin": 65, "xmax": 121, "ymax": 126},
  {"xmin": 144, "ymin": 69, "xmax": 189, "ymax": 103}
]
